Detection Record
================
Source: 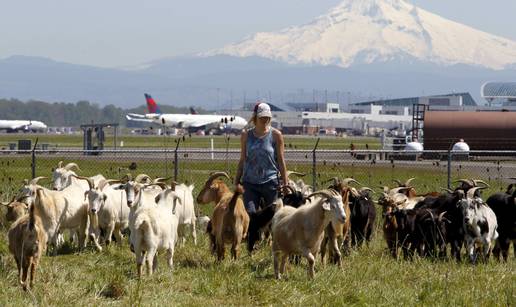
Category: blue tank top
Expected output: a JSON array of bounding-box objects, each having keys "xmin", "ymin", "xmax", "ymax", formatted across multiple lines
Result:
[{"xmin": 242, "ymin": 128, "xmax": 279, "ymax": 185}]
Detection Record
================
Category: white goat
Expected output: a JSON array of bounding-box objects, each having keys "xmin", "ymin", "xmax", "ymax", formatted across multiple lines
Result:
[
  {"xmin": 18, "ymin": 176, "xmax": 90, "ymax": 250},
  {"xmin": 168, "ymin": 183, "xmax": 197, "ymax": 246},
  {"xmin": 82, "ymin": 177, "xmax": 129, "ymax": 251},
  {"xmin": 272, "ymin": 189, "xmax": 346, "ymax": 279},
  {"xmin": 131, "ymin": 187, "xmax": 180, "ymax": 277},
  {"xmin": 458, "ymin": 187, "xmax": 499, "ymax": 263}
]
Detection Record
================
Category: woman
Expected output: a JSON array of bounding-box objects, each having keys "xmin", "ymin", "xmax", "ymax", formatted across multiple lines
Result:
[{"xmin": 234, "ymin": 102, "xmax": 288, "ymax": 214}]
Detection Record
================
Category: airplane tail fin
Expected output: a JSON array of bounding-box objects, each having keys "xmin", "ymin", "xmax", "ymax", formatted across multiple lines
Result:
[
  {"xmin": 144, "ymin": 93, "xmax": 162, "ymax": 114},
  {"xmin": 189, "ymin": 107, "xmax": 198, "ymax": 115}
]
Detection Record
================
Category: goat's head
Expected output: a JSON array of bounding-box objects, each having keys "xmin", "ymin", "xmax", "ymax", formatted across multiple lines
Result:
[
  {"xmin": 155, "ymin": 189, "xmax": 182, "ymax": 214},
  {"xmin": 196, "ymin": 172, "xmax": 230, "ymax": 204},
  {"xmin": 15, "ymin": 177, "xmax": 47, "ymax": 205},
  {"xmin": 456, "ymin": 187, "xmax": 486, "ymax": 228},
  {"xmin": 113, "ymin": 173, "xmax": 150, "ymax": 207},
  {"xmin": 51, "ymin": 161, "xmax": 81, "ymax": 190},
  {"xmin": 308, "ymin": 189, "xmax": 346, "ymax": 224},
  {"xmin": 82, "ymin": 178, "xmax": 114, "ymax": 214},
  {"xmin": 4, "ymin": 198, "xmax": 28, "ymax": 222}
]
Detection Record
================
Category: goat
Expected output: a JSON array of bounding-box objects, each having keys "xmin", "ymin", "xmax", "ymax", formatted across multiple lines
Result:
[
  {"xmin": 458, "ymin": 187, "xmax": 499, "ymax": 263},
  {"xmin": 17, "ymin": 176, "xmax": 90, "ymax": 251},
  {"xmin": 486, "ymin": 188, "xmax": 516, "ymax": 261},
  {"xmin": 131, "ymin": 186, "xmax": 180, "ymax": 277},
  {"xmin": 8, "ymin": 198, "xmax": 47, "ymax": 290},
  {"xmin": 349, "ymin": 187, "xmax": 377, "ymax": 248},
  {"xmin": 196, "ymin": 172, "xmax": 249, "ymax": 261},
  {"xmin": 320, "ymin": 178, "xmax": 356, "ymax": 265},
  {"xmin": 272, "ymin": 189, "xmax": 346, "ymax": 279},
  {"xmin": 82, "ymin": 177, "xmax": 129, "ymax": 251}
]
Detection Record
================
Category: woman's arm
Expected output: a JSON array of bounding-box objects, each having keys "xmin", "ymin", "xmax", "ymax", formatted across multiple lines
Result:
[
  {"xmin": 234, "ymin": 130, "xmax": 247, "ymax": 186},
  {"xmin": 273, "ymin": 129, "xmax": 288, "ymax": 187}
]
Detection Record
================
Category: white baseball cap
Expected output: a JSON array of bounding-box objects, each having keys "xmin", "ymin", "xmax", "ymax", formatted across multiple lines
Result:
[{"xmin": 255, "ymin": 102, "xmax": 272, "ymax": 118}]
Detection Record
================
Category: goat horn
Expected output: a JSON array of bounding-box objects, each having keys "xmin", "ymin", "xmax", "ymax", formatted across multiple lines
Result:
[
  {"xmin": 287, "ymin": 171, "xmax": 306, "ymax": 177},
  {"xmin": 438, "ymin": 211, "xmax": 447, "ymax": 220},
  {"xmin": 307, "ymin": 189, "xmax": 337, "ymax": 200},
  {"xmin": 71, "ymin": 175, "xmax": 94, "ymax": 190},
  {"xmin": 285, "ymin": 185, "xmax": 296, "ymax": 194},
  {"xmin": 453, "ymin": 179, "xmax": 474, "ymax": 188},
  {"xmin": 466, "ymin": 186, "xmax": 486, "ymax": 199},
  {"xmin": 341, "ymin": 178, "xmax": 362, "ymax": 186},
  {"xmin": 440, "ymin": 187, "xmax": 454, "ymax": 194},
  {"xmin": 30, "ymin": 176, "xmax": 47, "ymax": 185},
  {"xmin": 144, "ymin": 182, "xmax": 167, "ymax": 190},
  {"xmin": 471, "ymin": 179, "xmax": 490, "ymax": 188},
  {"xmin": 153, "ymin": 177, "xmax": 173, "ymax": 184},
  {"xmin": 425, "ymin": 209, "xmax": 435, "ymax": 220},
  {"xmin": 64, "ymin": 162, "xmax": 81, "ymax": 172},
  {"xmin": 206, "ymin": 172, "xmax": 230, "ymax": 185},
  {"xmin": 57, "ymin": 161, "xmax": 63, "ymax": 168},
  {"xmin": 97, "ymin": 179, "xmax": 119, "ymax": 191},
  {"xmin": 392, "ymin": 179, "xmax": 403, "ymax": 186},
  {"xmin": 135, "ymin": 174, "xmax": 151, "ymax": 184},
  {"xmin": 404, "ymin": 178, "xmax": 416, "ymax": 187}
]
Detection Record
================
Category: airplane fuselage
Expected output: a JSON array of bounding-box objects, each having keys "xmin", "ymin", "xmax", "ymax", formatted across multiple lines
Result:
[{"xmin": 0, "ymin": 120, "xmax": 47, "ymax": 132}]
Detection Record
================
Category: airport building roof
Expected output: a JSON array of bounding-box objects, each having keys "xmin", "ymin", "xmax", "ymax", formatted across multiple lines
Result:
[
  {"xmin": 352, "ymin": 93, "xmax": 477, "ymax": 107},
  {"xmin": 482, "ymin": 82, "xmax": 516, "ymax": 99}
]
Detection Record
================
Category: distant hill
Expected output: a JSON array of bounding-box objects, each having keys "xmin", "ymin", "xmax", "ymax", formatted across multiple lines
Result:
[{"xmin": 2, "ymin": 0, "xmax": 516, "ymax": 107}]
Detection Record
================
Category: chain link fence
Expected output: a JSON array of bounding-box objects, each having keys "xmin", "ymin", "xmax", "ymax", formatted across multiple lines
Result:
[{"xmin": 1, "ymin": 148, "xmax": 515, "ymax": 202}]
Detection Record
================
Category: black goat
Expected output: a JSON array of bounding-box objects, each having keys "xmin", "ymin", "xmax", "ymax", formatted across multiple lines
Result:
[
  {"xmin": 486, "ymin": 190, "xmax": 516, "ymax": 261},
  {"xmin": 349, "ymin": 188, "xmax": 376, "ymax": 248}
]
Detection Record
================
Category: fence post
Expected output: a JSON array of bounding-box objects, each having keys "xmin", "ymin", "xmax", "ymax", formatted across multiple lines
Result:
[
  {"xmin": 174, "ymin": 136, "xmax": 182, "ymax": 181},
  {"xmin": 447, "ymin": 149, "xmax": 452, "ymax": 189},
  {"xmin": 312, "ymin": 138, "xmax": 320, "ymax": 191},
  {"xmin": 31, "ymin": 138, "xmax": 39, "ymax": 179}
]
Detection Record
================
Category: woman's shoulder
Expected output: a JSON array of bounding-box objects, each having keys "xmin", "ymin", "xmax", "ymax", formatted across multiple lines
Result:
[{"xmin": 271, "ymin": 127, "xmax": 282, "ymax": 137}]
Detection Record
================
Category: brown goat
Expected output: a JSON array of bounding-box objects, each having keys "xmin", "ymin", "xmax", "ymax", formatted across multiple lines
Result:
[
  {"xmin": 8, "ymin": 201, "xmax": 47, "ymax": 291},
  {"xmin": 320, "ymin": 178, "xmax": 357, "ymax": 265},
  {"xmin": 3, "ymin": 198, "xmax": 28, "ymax": 222},
  {"xmin": 196, "ymin": 172, "xmax": 249, "ymax": 261}
]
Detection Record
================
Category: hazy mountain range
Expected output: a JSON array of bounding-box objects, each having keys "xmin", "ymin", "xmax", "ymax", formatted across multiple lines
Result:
[{"xmin": 1, "ymin": 0, "xmax": 516, "ymax": 109}]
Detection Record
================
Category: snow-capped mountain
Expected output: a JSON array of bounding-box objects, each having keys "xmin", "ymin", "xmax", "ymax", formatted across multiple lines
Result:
[{"xmin": 211, "ymin": 0, "xmax": 516, "ymax": 70}]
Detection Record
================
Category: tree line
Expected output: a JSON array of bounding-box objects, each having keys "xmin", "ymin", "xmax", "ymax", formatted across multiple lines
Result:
[{"xmin": 0, "ymin": 99, "xmax": 204, "ymax": 127}]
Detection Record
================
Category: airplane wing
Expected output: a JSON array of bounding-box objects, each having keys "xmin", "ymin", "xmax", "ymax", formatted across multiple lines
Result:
[
  {"xmin": 125, "ymin": 115, "xmax": 154, "ymax": 123},
  {"xmin": 182, "ymin": 118, "xmax": 225, "ymax": 128}
]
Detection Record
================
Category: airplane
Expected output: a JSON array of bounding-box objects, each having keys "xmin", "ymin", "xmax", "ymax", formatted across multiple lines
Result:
[
  {"xmin": 126, "ymin": 94, "xmax": 248, "ymax": 133},
  {"xmin": 0, "ymin": 120, "xmax": 47, "ymax": 132}
]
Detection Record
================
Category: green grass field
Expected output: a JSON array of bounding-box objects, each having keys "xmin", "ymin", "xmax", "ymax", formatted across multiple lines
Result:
[
  {"xmin": 0, "ymin": 133, "xmax": 381, "ymax": 150},
  {"xmin": 0, "ymin": 155, "xmax": 514, "ymax": 305}
]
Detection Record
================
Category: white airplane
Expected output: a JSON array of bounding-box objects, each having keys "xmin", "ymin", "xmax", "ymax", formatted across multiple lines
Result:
[
  {"xmin": 126, "ymin": 94, "xmax": 248, "ymax": 132},
  {"xmin": 0, "ymin": 120, "xmax": 47, "ymax": 132}
]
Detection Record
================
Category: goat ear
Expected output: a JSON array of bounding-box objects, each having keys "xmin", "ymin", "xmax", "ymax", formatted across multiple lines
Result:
[{"xmin": 322, "ymin": 202, "xmax": 331, "ymax": 211}]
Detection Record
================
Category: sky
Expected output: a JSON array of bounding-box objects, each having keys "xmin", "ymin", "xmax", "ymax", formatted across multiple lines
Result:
[{"xmin": 1, "ymin": 0, "xmax": 515, "ymax": 68}]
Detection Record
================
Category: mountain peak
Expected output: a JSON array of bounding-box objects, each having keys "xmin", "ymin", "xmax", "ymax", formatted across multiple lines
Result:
[{"xmin": 211, "ymin": 0, "xmax": 516, "ymax": 70}]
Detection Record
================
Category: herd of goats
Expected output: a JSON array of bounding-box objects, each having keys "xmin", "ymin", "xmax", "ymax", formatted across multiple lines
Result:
[{"xmin": 1, "ymin": 161, "xmax": 515, "ymax": 290}]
